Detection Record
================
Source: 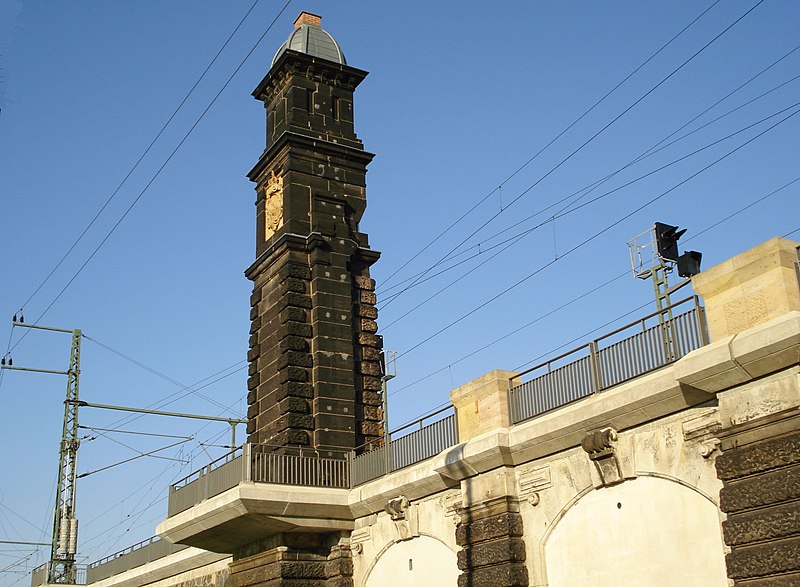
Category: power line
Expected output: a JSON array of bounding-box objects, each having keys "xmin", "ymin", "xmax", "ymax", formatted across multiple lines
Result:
[
  {"xmin": 395, "ymin": 104, "xmax": 799, "ymax": 360},
  {"xmin": 16, "ymin": 0, "xmax": 265, "ymax": 315},
  {"xmin": 381, "ymin": 101, "xmax": 800, "ymax": 329},
  {"xmin": 378, "ymin": 0, "xmax": 722, "ymax": 292},
  {"xmin": 378, "ymin": 65, "xmax": 800, "ymax": 302},
  {"xmin": 388, "ymin": 173, "xmax": 798, "ymax": 402},
  {"xmin": 9, "ymin": 0, "xmax": 294, "ymax": 352},
  {"xmin": 380, "ymin": 0, "xmax": 764, "ymax": 310}
]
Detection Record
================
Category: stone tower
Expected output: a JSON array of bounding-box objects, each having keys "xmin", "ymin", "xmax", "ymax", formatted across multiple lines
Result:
[{"xmin": 245, "ymin": 12, "xmax": 383, "ymax": 454}]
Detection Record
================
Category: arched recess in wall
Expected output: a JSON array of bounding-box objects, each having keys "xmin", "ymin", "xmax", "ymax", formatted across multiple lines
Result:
[
  {"xmin": 364, "ymin": 534, "xmax": 458, "ymax": 587},
  {"xmin": 542, "ymin": 474, "xmax": 728, "ymax": 586}
]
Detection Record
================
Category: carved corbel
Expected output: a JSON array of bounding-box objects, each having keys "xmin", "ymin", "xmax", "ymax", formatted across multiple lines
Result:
[
  {"xmin": 385, "ymin": 496, "xmax": 418, "ymax": 540},
  {"xmin": 582, "ymin": 427, "xmax": 625, "ymax": 486}
]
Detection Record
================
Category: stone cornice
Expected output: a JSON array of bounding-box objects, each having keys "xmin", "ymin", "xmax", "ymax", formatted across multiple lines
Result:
[
  {"xmin": 252, "ymin": 50, "xmax": 368, "ymax": 103},
  {"xmin": 244, "ymin": 231, "xmax": 380, "ymax": 280},
  {"xmin": 248, "ymin": 131, "xmax": 375, "ymax": 184}
]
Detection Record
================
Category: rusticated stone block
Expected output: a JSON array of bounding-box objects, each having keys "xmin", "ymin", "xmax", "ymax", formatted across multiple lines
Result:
[
  {"xmin": 357, "ymin": 305, "xmax": 378, "ymax": 319},
  {"xmin": 247, "ymin": 374, "xmax": 260, "ymax": 391},
  {"xmin": 728, "ymin": 574, "xmax": 800, "ymax": 587},
  {"xmin": 362, "ymin": 377, "xmax": 382, "ymax": 392},
  {"xmin": 362, "ymin": 405, "xmax": 382, "ymax": 421},
  {"xmin": 359, "ymin": 290, "xmax": 376, "ymax": 305},
  {"xmin": 248, "ymin": 361, "xmax": 258, "ymax": 376},
  {"xmin": 357, "ymin": 332, "xmax": 382, "ymax": 348},
  {"xmin": 287, "ymin": 322, "xmax": 313, "ymax": 338},
  {"xmin": 270, "ymin": 429, "xmax": 310, "ymax": 446},
  {"xmin": 720, "ymin": 464, "xmax": 800, "ymax": 512},
  {"xmin": 723, "ymin": 501, "xmax": 800, "ymax": 546},
  {"xmin": 247, "ymin": 403, "xmax": 258, "ymax": 419},
  {"xmin": 282, "ymin": 277, "xmax": 307, "ymax": 293},
  {"xmin": 457, "ymin": 538, "xmax": 526, "ymax": 569},
  {"xmin": 358, "ymin": 346, "xmax": 381, "ymax": 361},
  {"xmin": 247, "ymin": 390, "xmax": 256, "ymax": 405},
  {"xmin": 247, "ymin": 347, "xmax": 259, "ymax": 362},
  {"xmin": 726, "ymin": 536, "xmax": 800, "ymax": 580},
  {"xmin": 283, "ymin": 292, "xmax": 313, "ymax": 309},
  {"xmin": 250, "ymin": 289, "xmax": 261, "ymax": 306},
  {"xmin": 278, "ymin": 351, "xmax": 313, "ymax": 369},
  {"xmin": 250, "ymin": 306, "xmax": 259, "ymax": 320},
  {"xmin": 457, "ymin": 564, "xmax": 528, "ymax": 587},
  {"xmin": 354, "ymin": 275, "xmax": 375, "ymax": 290},
  {"xmin": 250, "ymin": 317, "xmax": 261, "ymax": 334},
  {"xmin": 360, "ymin": 421, "xmax": 381, "ymax": 436},
  {"xmin": 280, "ymin": 366, "xmax": 310, "ymax": 383},
  {"xmin": 281, "ymin": 307, "xmax": 307, "ymax": 323},
  {"xmin": 277, "ymin": 381, "xmax": 314, "ymax": 400},
  {"xmin": 456, "ymin": 512, "xmax": 524, "ymax": 546},
  {"xmin": 279, "ymin": 263, "xmax": 312, "ymax": 281},
  {"xmin": 359, "ymin": 361, "xmax": 381, "ymax": 376},
  {"xmin": 246, "ymin": 419, "xmax": 255, "ymax": 435},
  {"xmin": 280, "ymin": 336, "xmax": 310, "ymax": 352},
  {"xmin": 717, "ymin": 432, "xmax": 800, "ymax": 481},
  {"xmin": 360, "ymin": 318, "xmax": 378, "ymax": 333},
  {"xmin": 249, "ymin": 332, "xmax": 258, "ymax": 348},
  {"xmin": 279, "ymin": 559, "xmax": 326, "ymax": 579},
  {"xmin": 361, "ymin": 391, "xmax": 382, "ymax": 406},
  {"xmin": 279, "ymin": 397, "xmax": 310, "ymax": 414}
]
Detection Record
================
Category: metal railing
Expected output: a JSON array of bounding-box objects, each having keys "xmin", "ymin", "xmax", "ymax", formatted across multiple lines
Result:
[
  {"xmin": 509, "ymin": 296, "xmax": 708, "ymax": 424},
  {"xmin": 86, "ymin": 536, "xmax": 188, "ymax": 583},
  {"xmin": 168, "ymin": 447, "xmax": 247, "ymax": 516},
  {"xmin": 351, "ymin": 407, "xmax": 457, "ymax": 486},
  {"xmin": 251, "ymin": 445, "xmax": 349, "ymax": 488},
  {"xmin": 168, "ymin": 444, "xmax": 351, "ymax": 516},
  {"xmin": 31, "ymin": 563, "xmax": 87, "ymax": 586}
]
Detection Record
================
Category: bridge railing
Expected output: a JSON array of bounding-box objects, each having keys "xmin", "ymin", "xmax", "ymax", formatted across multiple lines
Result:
[
  {"xmin": 508, "ymin": 296, "xmax": 708, "ymax": 425},
  {"xmin": 86, "ymin": 536, "xmax": 187, "ymax": 583},
  {"xmin": 350, "ymin": 407, "xmax": 457, "ymax": 487},
  {"xmin": 30, "ymin": 563, "xmax": 87, "ymax": 586}
]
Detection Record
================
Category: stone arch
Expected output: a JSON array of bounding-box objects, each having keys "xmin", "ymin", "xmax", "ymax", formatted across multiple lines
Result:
[
  {"xmin": 541, "ymin": 474, "xmax": 728, "ymax": 586},
  {"xmin": 363, "ymin": 534, "xmax": 458, "ymax": 587}
]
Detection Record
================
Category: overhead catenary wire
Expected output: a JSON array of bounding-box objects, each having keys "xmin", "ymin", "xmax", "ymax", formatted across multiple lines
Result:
[
  {"xmin": 379, "ymin": 0, "xmax": 764, "ymax": 311},
  {"xmin": 6, "ymin": 0, "xmax": 294, "ymax": 355},
  {"xmin": 15, "ymin": 0, "xmax": 265, "ymax": 316},
  {"xmin": 381, "ymin": 101, "xmax": 800, "ymax": 330},
  {"xmin": 387, "ymin": 173, "xmax": 798, "ymax": 404},
  {"xmin": 377, "ymin": 64, "xmax": 800, "ymax": 302},
  {"xmin": 378, "ymin": 0, "xmax": 722, "ymax": 291},
  {"xmin": 395, "ymin": 104, "xmax": 800, "ymax": 360}
]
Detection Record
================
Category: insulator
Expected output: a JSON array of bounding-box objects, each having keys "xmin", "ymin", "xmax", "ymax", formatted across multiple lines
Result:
[
  {"xmin": 58, "ymin": 515, "xmax": 70, "ymax": 554},
  {"xmin": 19, "ymin": 314, "xmax": 24, "ymax": 324},
  {"xmin": 7, "ymin": 357, "xmax": 11, "ymax": 366},
  {"xmin": 12, "ymin": 314, "xmax": 16, "ymax": 322},
  {"xmin": 67, "ymin": 518, "xmax": 78, "ymax": 555},
  {"xmin": 1, "ymin": 357, "xmax": 4, "ymax": 366}
]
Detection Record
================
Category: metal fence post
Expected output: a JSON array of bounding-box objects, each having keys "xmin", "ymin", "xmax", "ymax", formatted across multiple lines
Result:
[
  {"xmin": 243, "ymin": 444, "xmax": 252, "ymax": 482},
  {"xmin": 589, "ymin": 341, "xmax": 601, "ymax": 393}
]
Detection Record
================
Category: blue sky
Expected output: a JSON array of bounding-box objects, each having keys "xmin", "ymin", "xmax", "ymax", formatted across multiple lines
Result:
[{"xmin": 1, "ymin": 0, "xmax": 798, "ymax": 582}]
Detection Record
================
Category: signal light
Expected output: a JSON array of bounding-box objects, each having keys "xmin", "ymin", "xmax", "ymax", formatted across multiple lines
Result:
[
  {"xmin": 654, "ymin": 222, "xmax": 687, "ymax": 263},
  {"xmin": 678, "ymin": 251, "xmax": 703, "ymax": 278}
]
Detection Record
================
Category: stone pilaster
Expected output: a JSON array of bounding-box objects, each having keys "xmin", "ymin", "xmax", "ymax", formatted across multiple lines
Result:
[
  {"xmin": 228, "ymin": 533, "xmax": 353, "ymax": 587},
  {"xmin": 715, "ymin": 408, "xmax": 800, "ymax": 585},
  {"xmin": 456, "ymin": 497, "xmax": 528, "ymax": 587},
  {"xmin": 456, "ymin": 467, "xmax": 528, "ymax": 587}
]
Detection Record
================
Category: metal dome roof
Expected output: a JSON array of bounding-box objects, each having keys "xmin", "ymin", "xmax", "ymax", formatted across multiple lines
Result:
[{"xmin": 272, "ymin": 13, "xmax": 346, "ymax": 66}]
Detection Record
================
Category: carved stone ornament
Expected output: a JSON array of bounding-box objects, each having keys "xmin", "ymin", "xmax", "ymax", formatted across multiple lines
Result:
[
  {"xmin": 263, "ymin": 171, "xmax": 284, "ymax": 239},
  {"xmin": 385, "ymin": 496, "xmax": 418, "ymax": 541},
  {"xmin": 581, "ymin": 427, "xmax": 625, "ymax": 487}
]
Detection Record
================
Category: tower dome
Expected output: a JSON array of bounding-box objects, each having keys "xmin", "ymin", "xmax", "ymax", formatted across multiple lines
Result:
[{"xmin": 272, "ymin": 12, "xmax": 346, "ymax": 66}]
